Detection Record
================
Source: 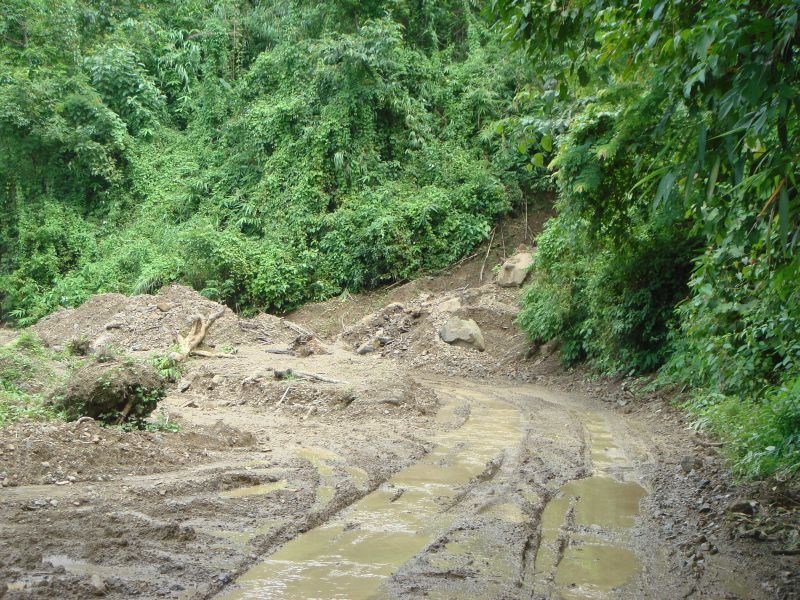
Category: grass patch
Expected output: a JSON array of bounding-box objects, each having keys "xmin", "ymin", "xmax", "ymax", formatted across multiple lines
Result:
[{"xmin": 686, "ymin": 377, "xmax": 800, "ymax": 480}]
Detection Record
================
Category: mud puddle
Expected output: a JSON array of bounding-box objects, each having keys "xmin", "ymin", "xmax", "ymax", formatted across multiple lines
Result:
[
  {"xmin": 215, "ymin": 387, "xmax": 523, "ymax": 599},
  {"xmin": 532, "ymin": 413, "xmax": 647, "ymax": 598}
]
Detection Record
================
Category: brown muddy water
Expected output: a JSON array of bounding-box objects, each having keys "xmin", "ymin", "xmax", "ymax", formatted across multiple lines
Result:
[{"xmin": 216, "ymin": 385, "xmax": 648, "ymax": 600}]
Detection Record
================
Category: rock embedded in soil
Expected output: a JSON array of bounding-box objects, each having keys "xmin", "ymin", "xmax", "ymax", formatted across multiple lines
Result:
[
  {"xmin": 496, "ymin": 250, "xmax": 534, "ymax": 287},
  {"xmin": 680, "ymin": 455, "xmax": 704, "ymax": 473},
  {"xmin": 439, "ymin": 317, "xmax": 486, "ymax": 351}
]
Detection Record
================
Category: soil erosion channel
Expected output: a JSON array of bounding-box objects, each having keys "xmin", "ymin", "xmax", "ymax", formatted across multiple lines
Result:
[{"xmin": 217, "ymin": 380, "xmax": 649, "ymax": 600}]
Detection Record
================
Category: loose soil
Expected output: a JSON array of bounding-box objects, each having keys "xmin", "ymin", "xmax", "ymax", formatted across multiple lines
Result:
[{"xmin": 1, "ymin": 213, "xmax": 797, "ymax": 599}]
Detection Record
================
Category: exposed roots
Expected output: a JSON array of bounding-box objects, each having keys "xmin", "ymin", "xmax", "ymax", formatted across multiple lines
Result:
[{"xmin": 171, "ymin": 308, "xmax": 236, "ymax": 362}]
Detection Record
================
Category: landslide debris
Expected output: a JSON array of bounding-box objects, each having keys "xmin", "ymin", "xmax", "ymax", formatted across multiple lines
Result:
[
  {"xmin": 33, "ymin": 284, "xmax": 295, "ymax": 352},
  {"xmin": 339, "ymin": 283, "xmax": 534, "ymax": 378},
  {"xmin": 52, "ymin": 357, "xmax": 166, "ymax": 427}
]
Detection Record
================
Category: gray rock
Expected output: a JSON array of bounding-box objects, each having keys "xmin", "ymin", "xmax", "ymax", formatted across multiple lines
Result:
[
  {"xmin": 438, "ymin": 297, "xmax": 462, "ymax": 313},
  {"xmin": 439, "ymin": 317, "xmax": 485, "ymax": 351},
  {"xmin": 90, "ymin": 574, "xmax": 107, "ymax": 596},
  {"xmin": 680, "ymin": 455, "xmax": 703, "ymax": 473},
  {"xmin": 728, "ymin": 498, "xmax": 757, "ymax": 515},
  {"xmin": 356, "ymin": 340, "xmax": 377, "ymax": 355},
  {"xmin": 496, "ymin": 251, "xmax": 534, "ymax": 287}
]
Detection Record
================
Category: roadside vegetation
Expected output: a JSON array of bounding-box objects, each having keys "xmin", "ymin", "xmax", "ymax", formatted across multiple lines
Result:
[
  {"xmin": 490, "ymin": 0, "xmax": 799, "ymax": 479},
  {"xmin": 0, "ymin": 331, "xmax": 176, "ymax": 429},
  {"xmin": 1, "ymin": 1, "xmax": 797, "ymax": 479}
]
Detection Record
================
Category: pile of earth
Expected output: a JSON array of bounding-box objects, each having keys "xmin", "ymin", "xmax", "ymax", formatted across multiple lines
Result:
[
  {"xmin": 33, "ymin": 285, "xmax": 296, "ymax": 352},
  {"xmin": 338, "ymin": 283, "xmax": 545, "ymax": 378},
  {"xmin": 0, "ymin": 418, "xmax": 254, "ymax": 488},
  {"xmin": 172, "ymin": 358, "xmax": 439, "ymax": 418}
]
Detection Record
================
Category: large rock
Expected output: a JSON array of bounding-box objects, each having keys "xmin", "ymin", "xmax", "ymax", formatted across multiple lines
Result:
[
  {"xmin": 496, "ymin": 251, "xmax": 534, "ymax": 287},
  {"xmin": 439, "ymin": 317, "xmax": 485, "ymax": 352}
]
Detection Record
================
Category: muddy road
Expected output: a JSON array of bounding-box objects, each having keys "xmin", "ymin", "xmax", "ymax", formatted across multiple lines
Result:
[{"xmin": 1, "ymin": 276, "xmax": 797, "ymax": 598}]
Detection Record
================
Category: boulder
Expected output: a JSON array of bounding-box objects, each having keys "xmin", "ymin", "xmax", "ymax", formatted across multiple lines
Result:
[
  {"xmin": 496, "ymin": 251, "xmax": 534, "ymax": 287},
  {"xmin": 439, "ymin": 317, "xmax": 485, "ymax": 352}
]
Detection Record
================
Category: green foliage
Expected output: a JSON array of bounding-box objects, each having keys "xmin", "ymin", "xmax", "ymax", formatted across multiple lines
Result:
[
  {"xmin": 1, "ymin": 0, "xmax": 531, "ymax": 322},
  {"xmin": 0, "ymin": 332, "xmax": 64, "ymax": 427},
  {"xmin": 0, "ymin": 387, "xmax": 63, "ymax": 428},
  {"xmin": 688, "ymin": 380, "xmax": 800, "ymax": 480},
  {"xmin": 149, "ymin": 353, "xmax": 184, "ymax": 382},
  {"xmin": 491, "ymin": 0, "xmax": 800, "ymax": 477}
]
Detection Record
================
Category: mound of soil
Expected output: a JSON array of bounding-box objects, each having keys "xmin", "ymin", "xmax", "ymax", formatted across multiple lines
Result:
[
  {"xmin": 33, "ymin": 285, "xmax": 295, "ymax": 352},
  {"xmin": 53, "ymin": 359, "xmax": 165, "ymax": 425},
  {"xmin": 339, "ymin": 284, "xmax": 532, "ymax": 378},
  {"xmin": 174, "ymin": 352, "xmax": 439, "ymax": 418},
  {"xmin": 0, "ymin": 419, "xmax": 253, "ymax": 488}
]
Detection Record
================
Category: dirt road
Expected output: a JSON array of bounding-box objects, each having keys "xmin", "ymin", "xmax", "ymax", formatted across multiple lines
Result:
[
  {"xmin": 211, "ymin": 378, "xmax": 768, "ymax": 600},
  {"xmin": 1, "ymin": 276, "xmax": 797, "ymax": 598}
]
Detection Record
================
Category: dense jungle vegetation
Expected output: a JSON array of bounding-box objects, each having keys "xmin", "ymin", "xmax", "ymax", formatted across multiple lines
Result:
[
  {"xmin": 492, "ymin": 0, "xmax": 800, "ymax": 479},
  {"xmin": 1, "ymin": 1, "xmax": 798, "ymax": 479}
]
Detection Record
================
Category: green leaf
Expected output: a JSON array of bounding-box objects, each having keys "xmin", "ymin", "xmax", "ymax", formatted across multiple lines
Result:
[
  {"xmin": 706, "ymin": 156, "xmax": 720, "ymax": 202},
  {"xmin": 532, "ymin": 153, "xmax": 544, "ymax": 167},
  {"xmin": 541, "ymin": 134, "xmax": 553, "ymax": 152},
  {"xmin": 779, "ymin": 185, "xmax": 789, "ymax": 250}
]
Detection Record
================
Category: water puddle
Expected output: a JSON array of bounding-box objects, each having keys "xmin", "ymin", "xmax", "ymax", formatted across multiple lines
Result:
[
  {"xmin": 216, "ymin": 388, "xmax": 523, "ymax": 599},
  {"xmin": 344, "ymin": 466, "xmax": 369, "ymax": 489},
  {"xmin": 478, "ymin": 501, "xmax": 528, "ymax": 523},
  {"xmin": 201, "ymin": 518, "xmax": 288, "ymax": 546},
  {"xmin": 296, "ymin": 446, "xmax": 344, "ymax": 476},
  {"xmin": 533, "ymin": 414, "xmax": 647, "ymax": 598},
  {"xmin": 555, "ymin": 542, "xmax": 639, "ymax": 597},
  {"xmin": 221, "ymin": 479, "xmax": 288, "ymax": 498}
]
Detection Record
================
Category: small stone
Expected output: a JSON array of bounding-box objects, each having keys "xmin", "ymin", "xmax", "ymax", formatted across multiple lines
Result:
[
  {"xmin": 680, "ymin": 455, "xmax": 703, "ymax": 473},
  {"xmin": 728, "ymin": 498, "xmax": 757, "ymax": 515},
  {"xmin": 356, "ymin": 340, "xmax": 377, "ymax": 355},
  {"xmin": 90, "ymin": 574, "xmax": 107, "ymax": 596},
  {"xmin": 179, "ymin": 380, "xmax": 191, "ymax": 392}
]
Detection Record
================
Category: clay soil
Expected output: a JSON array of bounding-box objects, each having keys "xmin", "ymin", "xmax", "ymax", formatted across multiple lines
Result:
[{"xmin": 1, "ymin": 210, "xmax": 797, "ymax": 599}]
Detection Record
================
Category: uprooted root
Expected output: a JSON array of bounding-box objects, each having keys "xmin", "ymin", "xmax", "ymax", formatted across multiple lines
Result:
[{"xmin": 170, "ymin": 308, "xmax": 237, "ymax": 362}]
